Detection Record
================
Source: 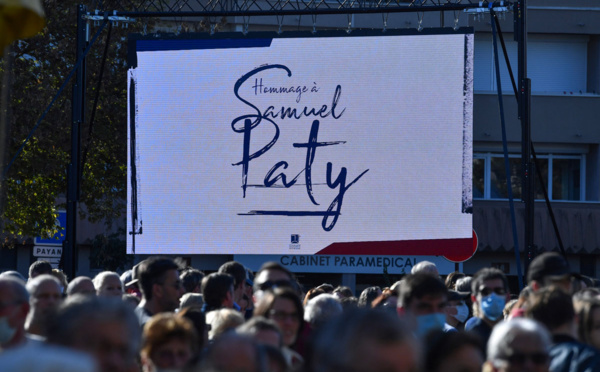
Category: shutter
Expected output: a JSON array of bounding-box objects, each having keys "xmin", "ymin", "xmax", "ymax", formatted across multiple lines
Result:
[
  {"xmin": 474, "ymin": 34, "xmax": 494, "ymax": 91},
  {"xmin": 474, "ymin": 34, "xmax": 588, "ymax": 94}
]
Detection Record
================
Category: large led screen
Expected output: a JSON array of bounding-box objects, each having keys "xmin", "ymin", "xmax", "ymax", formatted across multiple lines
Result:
[{"xmin": 127, "ymin": 30, "xmax": 474, "ymax": 257}]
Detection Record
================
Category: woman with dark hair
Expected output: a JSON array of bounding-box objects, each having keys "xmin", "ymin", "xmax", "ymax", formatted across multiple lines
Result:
[
  {"xmin": 254, "ymin": 287, "xmax": 304, "ymax": 348},
  {"xmin": 575, "ymin": 296, "xmax": 600, "ymax": 350},
  {"xmin": 445, "ymin": 271, "xmax": 466, "ymax": 290},
  {"xmin": 358, "ymin": 286, "xmax": 382, "ymax": 308},
  {"xmin": 253, "ymin": 287, "xmax": 305, "ymax": 367}
]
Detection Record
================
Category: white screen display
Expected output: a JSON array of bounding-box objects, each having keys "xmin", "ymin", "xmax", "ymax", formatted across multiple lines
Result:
[{"xmin": 127, "ymin": 30, "xmax": 474, "ymax": 259}]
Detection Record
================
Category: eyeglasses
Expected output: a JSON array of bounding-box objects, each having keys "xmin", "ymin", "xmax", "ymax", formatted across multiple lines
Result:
[
  {"xmin": 269, "ymin": 309, "xmax": 299, "ymax": 322},
  {"xmin": 479, "ymin": 287, "xmax": 506, "ymax": 297},
  {"xmin": 257, "ymin": 280, "xmax": 294, "ymax": 291},
  {"xmin": 503, "ymin": 352, "xmax": 549, "ymax": 365}
]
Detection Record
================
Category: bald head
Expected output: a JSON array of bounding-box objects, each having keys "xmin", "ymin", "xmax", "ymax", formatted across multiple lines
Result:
[
  {"xmin": 0, "ymin": 277, "xmax": 29, "ymax": 303},
  {"xmin": 26, "ymin": 275, "xmax": 62, "ymax": 313},
  {"xmin": 67, "ymin": 277, "xmax": 96, "ymax": 297}
]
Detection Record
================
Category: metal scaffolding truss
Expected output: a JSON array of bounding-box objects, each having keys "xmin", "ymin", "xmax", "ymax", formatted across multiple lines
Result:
[
  {"xmin": 60, "ymin": 0, "xmax": 530, "ymax": 284},
  {"xmin": 91, "ymin": 0, "xmax": 512, "ymax": 17}
]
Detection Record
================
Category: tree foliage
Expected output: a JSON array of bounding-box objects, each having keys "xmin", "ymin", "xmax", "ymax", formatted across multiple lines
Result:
[
  {"xmin": 1, "ymin": 0, "xmax": 143, "ymax": 242},
  {"xmin": 90, "ymin": 228, "xmax": 133, "ymax": 272},
  {"xmin": 1, "ymin": 1, "xmax": 224, "ymax": 269}
]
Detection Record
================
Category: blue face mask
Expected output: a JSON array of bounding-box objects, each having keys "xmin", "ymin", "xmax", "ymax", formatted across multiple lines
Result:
[
  {"xmin": 453, "ymin": 303, "xmax": 470, "ymax": 323},
  {"xmin": 416, "ymin": 313, "xmax": 446, "ymax": 337},
  {"xmin": 480, "ymin": 293, "xmax": 506, "ymax": 321}
]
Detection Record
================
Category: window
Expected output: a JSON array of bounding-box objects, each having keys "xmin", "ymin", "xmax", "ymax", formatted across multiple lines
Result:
[
  {"xmin": 474, "ymin": 34, "xmax": 589, "ymax": 94},
  {"xmin": 473, "ymin": 153, "xmax": 585, "ymax": 201}
]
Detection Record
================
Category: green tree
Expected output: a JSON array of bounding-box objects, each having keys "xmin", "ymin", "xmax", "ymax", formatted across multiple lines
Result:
[
  {"xmin": 1, "ymin": 1, "xmax": 223, "ymax": 268},
  {"xmin": 1, "ymin": 0, "xmax": 142, "ymax": 245}
]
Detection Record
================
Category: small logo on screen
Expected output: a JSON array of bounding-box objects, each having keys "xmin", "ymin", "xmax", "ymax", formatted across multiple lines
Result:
[{"xmin": 289, "ymin": 234, "xmax": 301, "ymax": 250}]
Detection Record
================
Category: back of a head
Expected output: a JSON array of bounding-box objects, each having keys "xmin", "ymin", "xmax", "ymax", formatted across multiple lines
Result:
[
  {"xmin": 424, "ymin": 330, "xmax": 484, "ymax": 372},
  {"xmin": 47, "ymin": 294, "xmax": 141, "ymax": 343},
  {"xmin": 316, "ymin": 283, "xmax": 334, "ymax": 293},
  {"xmin": 411, "ymin": 261, "xmax": 439, "ymax": 276},
  {"xmin": 202, "ymin": 273, "xmax": 234, "ymax": 309},
  {"xmin": 180, "ymin": 268, "xmax": 205, "ymax": 293},
  {"xmin": 445, "ymin": 271, "xmax": 466, "ymax": 290},
  {"xmin": 399, "ymin": 273, "xmax": 447, "ymax": 309},
  {"xmin": 26, "ymin": 274, "xmax": 61, "ymax": 296},
  {"xmin": 29, "ymin": 261, "xmax": 53, "ymax": 280},
  {"xmin": 206, "ymin": 309, "xmax": 245, "ymax": 339},
  {"xmin": 201, "ymin": 333, "xmax": 259, "ymax": 372},
  {"xmin": 180, "ymin": 292, "xmax": 204, "ymax": 309},
  {"xmin": 218, "ymin": 261, "xmax": 247, "ymax": 289},
  {"xmin": 0, "ymin": 270, "xmax": 26, "ymax": 282},
  {"xmin": 304, "ymin": 294, "xmax": 342, "ymax": 329},
  {"xmin": 340, "ymin": 296, "xmax": 359, "ymax": 311},
  {"xmin": 307, "ymin": 308, "xmax": 418, "ymax": 372},
  {"xmin": 66, "ymin": 276, "xmax": 95, "ymax": 296},
  {"xmin": 487, "ymin": 318, "xmax": 551, "ymax": 367},
  {"xmin": 0, "ymin": 276, "xmax": 29, "ymax": 307},
  {"xmin": 237, "ymin": 316, "xmax": 282, "ymax": 340},
  {"xmin": 333, "ymin": 286, "xmax": 353, "ymax": 299},
  {"xmin": 358, "ymin": 286, "xmax": 381, "ymax": 307},
  {"xmin": 304, "ymin": 288, "xmax": 325, "ymax": 306},
  {"xmin": 455, "ymin": 276, "xmax": 472, "ymax": 293},
  {"xmin": 138, "ymin": 257, "xmax": 179, "ymax": 300},
  {"xmin": 177, "ymin": 306, "xmax": 207, "ymax": 351},
  {"xmin": 525, "ymin": 285, "xmax": 574, "ymax": 331}
]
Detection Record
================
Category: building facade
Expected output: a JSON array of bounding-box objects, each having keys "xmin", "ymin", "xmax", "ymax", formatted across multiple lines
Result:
[{"xmin": 2, "ymin": 0, "xmax": 599, "ymax": 294}]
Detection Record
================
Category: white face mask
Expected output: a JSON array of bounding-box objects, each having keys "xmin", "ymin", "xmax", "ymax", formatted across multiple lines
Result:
[{"xmin": 452, "ymin": 303, "xmax": 469, "ymax": 323}]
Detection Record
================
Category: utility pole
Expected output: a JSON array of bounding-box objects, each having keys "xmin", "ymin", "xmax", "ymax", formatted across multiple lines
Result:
[
  {"xmin": 516, "ymin": 0, "xmax": 535, "ymax": 274},
  {"xmin": 64, "ymin": 4, "xmax": 87, "ymax": 279}
]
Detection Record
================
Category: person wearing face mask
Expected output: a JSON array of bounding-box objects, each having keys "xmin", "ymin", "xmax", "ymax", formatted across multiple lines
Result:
[
  {"xmin": 465, "ymin": 268, "xmax": 510, "ymax": 353},
  {"xmin": 397, "ymin": 273, "xmax": 449, "ymax": 338},
  {"xmin": 0, "ymin": 277, "xmax": 30, "ymax": 350},
  {"xmin": 445, "ymin": 290, "xmax": 471, "ymax": 331}
]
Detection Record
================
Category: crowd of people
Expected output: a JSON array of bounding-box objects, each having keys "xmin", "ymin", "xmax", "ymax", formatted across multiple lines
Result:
[{"xmin": 0, "ymin": 252, "xmax": 599, "ymax": 372}]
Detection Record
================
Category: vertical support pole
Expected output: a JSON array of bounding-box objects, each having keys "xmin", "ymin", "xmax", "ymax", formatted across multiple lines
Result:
[
  {"xmin": 64, "ymin": 4, "xmax": 87, "ymax": 279},
  {"xmin": 341, "ymin": 273, "xmax": 356, "ymax": 296},
  {"xmin": 516, "ymin": 0, "xmax": 535, "ymax": 273}
]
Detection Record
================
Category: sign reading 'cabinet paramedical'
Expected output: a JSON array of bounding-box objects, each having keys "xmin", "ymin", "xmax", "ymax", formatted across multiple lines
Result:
[
  {"xmin": 127, "ymin": 30, "xmax": 474, "ymax": 258},
  {"xmin": 235, "ymin": 254, "xmax": 458, "ymax": 274}
]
